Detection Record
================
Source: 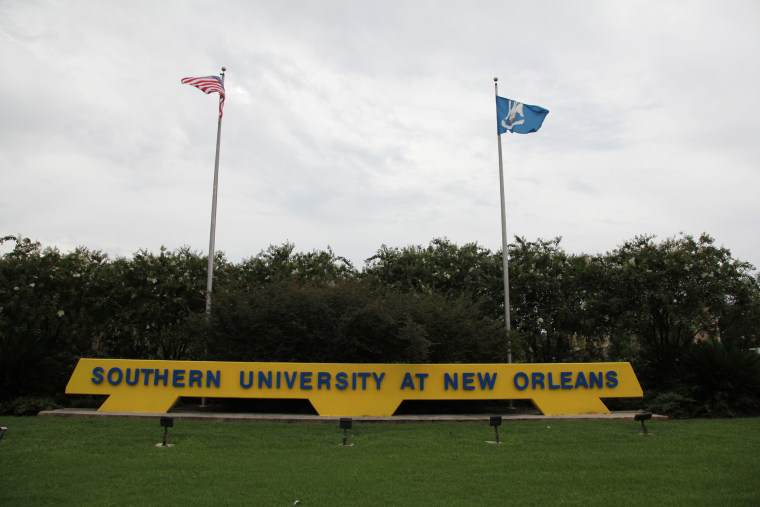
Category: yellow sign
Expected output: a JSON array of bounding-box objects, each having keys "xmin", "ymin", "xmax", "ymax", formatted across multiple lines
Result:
[{"xmin": 65, "ymin": 359, "xmax": 643, "ymax": 416}]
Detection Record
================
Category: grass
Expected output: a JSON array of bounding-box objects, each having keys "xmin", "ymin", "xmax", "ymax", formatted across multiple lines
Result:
[{"xmin": 1, "ymin": 416, "xmax": 759, "ymax": 506}]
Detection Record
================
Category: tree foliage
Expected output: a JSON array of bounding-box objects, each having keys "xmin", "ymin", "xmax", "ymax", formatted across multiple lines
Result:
[
  {"xmin": 203, "ymin": 278, "xmax": 505, "ymax": 364},
  {"xmin": 0, "ymin": 236, "xmax": 110, "ymax": 399},
  {"xmin": 595, "ymin": 234, "xmax": 760, "ymax": 387},
  {"xmin": 2, "ymin": 232, "xmax": 759, "ymax": 416},
  {"xmin": 508, "ymin": 236, "xmax": 602, "ymax": 362}
]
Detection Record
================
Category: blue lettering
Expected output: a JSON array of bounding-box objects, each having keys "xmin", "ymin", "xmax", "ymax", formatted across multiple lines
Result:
[
  {"xmin": 478, "ymin": 372, "xmax": 497, "ymax": 390},
  {"xmin": 284, "ymin": 371, "xmax": 297, "ymax": 389},
  {"xmin": 532, "ymin": 372, "xmax": 545, "ymax": 389},
  {"xmin": 172, "ymin": 369, "xmax": 185, "ymax": 387},
  {"xmin": 513, "ymin": 372, "xmax": 529, "ymax": 391},
  {"xmin": 548, "ymin": 372, "xmax": 561, "ymax": 389},
  {"xmin": 276, "ymin": 371, "xmax": 281, "ymax": 388},
  {"xmin": 91, "ymin": 366, "xmax": 104, "ymax": 384},
  {"xmin": 415, "ymin": 373, "xmax": 428, "ymax": 390},
  {"xmin": 589, "ymin": 372, "xmax": 603, "ymax": 389},
  {"xmin": 207, "ymin": 370, "xmax": 220, "ymax": 388},
  {"xmin": 125, "ymin": 368, "xmax": 139, "ymax": 386},
  {"xmin": 575, "ymin": 372, "xmax": 589, "ymax": 389},
  {"xmin": 444, "ymin": 373, "xmax": 458, "ymax": 390},
  {"xmin": 189, "ymin": 370, "xmax": 202, "ymax": 387},
  {"xmin": 259, "ymin": 371, "xmax": 272, "ymax": 389},
  {"xmin": 373, "ymin": 372, "xmax": 386, "ymax": 389},
  {"xmin": 141, "ymin": 368, "xmax": 154, "ymax": 386},
  {"xmin": 400, "ymin": 372, "xmax": 415, "ymax": 390},
  {"xmin": 301, "ymin": 371, "xmax": 313, "ymax": 390},
  {"xmin": 240, "ymin": 371, "xmax": 253, "ymax": 389},
  {"xmin": 560, "ymin": 371, "xmax": 572, "ymax": 389},
  {"xmin": 336, "ymin": 372, "xmax": 348, "ymax": 390},
  {"xmin": 318, "ymin": 372, "xmax": 331, "ymax": 389},
  {"xmin": 605, "ymin": 370, "xmax": 618, "ymax": 388},
  {"xmin": 462, "ymin": 372, "xmax": 475, "ymax": 390},
  {"xmin": 357, "ymin": 372, "xmax": 370, "ymax": 390},
  {"xmin": 154, "ymin": 369, "xmax": 168, "ymax": 386},
  {"xmin": 107, "ymin": 367, "xmax": 123, "ymax": 386}
]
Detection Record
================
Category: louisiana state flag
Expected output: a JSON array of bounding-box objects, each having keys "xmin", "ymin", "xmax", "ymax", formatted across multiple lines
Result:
[{"xmin": 496, "ymin": 96, "xmax": 549, "ymax": 134}]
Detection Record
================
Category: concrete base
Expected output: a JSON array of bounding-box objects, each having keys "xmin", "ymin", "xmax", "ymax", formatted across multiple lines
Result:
[{"xmin": 39, "ymin": 408, "xmax": 667, "ymax": 423}]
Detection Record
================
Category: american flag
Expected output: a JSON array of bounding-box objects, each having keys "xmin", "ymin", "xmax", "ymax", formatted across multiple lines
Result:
[{"xmin": 181, "ymin": 75, "xmax": 225, "ymax": 118}]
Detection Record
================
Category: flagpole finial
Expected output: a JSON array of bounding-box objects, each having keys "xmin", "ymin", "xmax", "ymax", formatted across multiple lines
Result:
[
  {"xmin": 494, "ymin": 77, "xmax": 498, "ymax": 82},
  {"xmin": 221, "ymin": 66, "xmax": 226, "ymax": 72}
]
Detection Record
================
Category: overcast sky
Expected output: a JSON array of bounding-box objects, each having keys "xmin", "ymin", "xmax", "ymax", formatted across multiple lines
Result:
[{"xmin": 2, "ymin": 0, "xmax": 759, "ymax": 271}]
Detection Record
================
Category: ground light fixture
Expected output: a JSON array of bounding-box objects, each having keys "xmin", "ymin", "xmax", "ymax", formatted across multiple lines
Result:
[
  {"xmin": 487, "ymin": 415, "xmax": 503, "ymax": 444},
  {"xmin": 156, "ymin": 416, "xmax": 174, "ymax": 447},
  {"xmin": 634, "ymin": 411, "xmax": 653, "ymax": 436},
  {"xmin": 339, "ymin": 417, "xmax": 354, "ymax": 446},
  {"xmin": 0, "ymin": 427, "xmax": 6, "ymax": 442}
]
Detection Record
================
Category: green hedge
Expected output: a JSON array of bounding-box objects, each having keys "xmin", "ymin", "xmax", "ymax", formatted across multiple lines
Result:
[{"xmin": 2, "ymin": 234, "xmax": 760, "ymax": 416}]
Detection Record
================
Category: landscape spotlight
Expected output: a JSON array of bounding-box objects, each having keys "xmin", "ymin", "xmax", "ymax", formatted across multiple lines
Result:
[
  {"xmin": 634, "ymin": 411, "xmax": 653, "ymax": 436},
  {"xmin": 339, "ymin": 417, "xmax": 353, "ymax": 446},
  {"xmin": 159, "ymin": 416, "xmax": 174, "ymax": 447},
  {"xmin": 488, "ymin": 415, "xmax": 503, "ymax": 444},
  {"xmin": 0, "ymin": 427, "xmax": 7, "ymax": 442}
]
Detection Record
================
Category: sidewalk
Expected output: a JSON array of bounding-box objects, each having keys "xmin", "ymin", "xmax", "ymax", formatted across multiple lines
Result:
[{"xmin": 39, "ymin": 408, "xmax": 667, "ymax": 423}]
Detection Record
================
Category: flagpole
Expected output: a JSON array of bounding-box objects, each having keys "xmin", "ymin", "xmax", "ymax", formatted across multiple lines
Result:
[
  {"xmin": 494, "ymin": 77, "xmax": 512, "ymax": 365},
  {"xmin": 205, "ymin": 67, "xmax": 226, "ymax": 317},
  {"xmin": 201, "ymin": 66, "xmax": 225, "ymax": 409}
]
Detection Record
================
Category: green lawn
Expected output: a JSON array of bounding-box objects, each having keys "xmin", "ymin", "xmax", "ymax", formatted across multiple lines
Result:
[{"xmin": 1, "ymin": 416, "xmax": 758, "ymax": 506}]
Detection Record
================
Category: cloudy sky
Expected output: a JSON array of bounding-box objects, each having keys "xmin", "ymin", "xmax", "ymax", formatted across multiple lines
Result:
[{"xmin": 2, "ymin": 0, "xmax": 759, "ymax": 270}]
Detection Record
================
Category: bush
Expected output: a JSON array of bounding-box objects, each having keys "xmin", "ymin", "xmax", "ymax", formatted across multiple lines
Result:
[
  {"xmin": 1, "ymin": 396, "xmax": 60, "ymax": 416},
  {"xmin": 675, "ymin": 340, "xmax": 760, "ymax": 417},
  {"xmin": 201, "ymin": 278, "xmax": 506, "ymax": 364},
  {"xmin": 645, "ymin": 391, "xmax": 697, "ymax": 419}
]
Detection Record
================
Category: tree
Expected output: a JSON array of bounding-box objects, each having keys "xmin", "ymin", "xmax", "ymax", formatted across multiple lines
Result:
[
  {"xmin": 0, "ymin": 236, "xmax": 107, "ymax": 399},
  {"xmin": 202, "ymin": 277, "xmax": 506, "ymax": 364},
  {"xmin": 232, "ymin": 243, "xmax": 357, "ymax": 289},
  {"xmin": 98, "ymin": 246, "xmax": 212, "ymax": 360},
  {"xmin": 364, "ymin": 238, "xmax": 501, "ymax": 313},
  {"xmin": 506, "ymin": 237, "xmax": 604, "ymax": 362},
  {"xmin": 598, "ymin": 233, "xmax": 759, "ymax": 386}
]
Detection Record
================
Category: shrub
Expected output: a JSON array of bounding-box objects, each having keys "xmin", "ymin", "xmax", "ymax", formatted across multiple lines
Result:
[
  {"xmin": 645, "ymin": 391, "xmax": 697, "ymax": 419},
  {"xmin": 1, "ymin": 396, "xmax": 60, "ymax": 416},
  {"xmin": 675, "ymin": 340, "xmax": 760, "ymax": 417},
  {"xmin": 201, "ymin": 278, "xmax": 506, "ymax": 364}
]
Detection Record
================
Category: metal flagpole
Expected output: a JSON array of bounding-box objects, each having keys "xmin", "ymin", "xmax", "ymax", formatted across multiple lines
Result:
[
  {"xmin": 494, "ymin": 77, "xmax": 512, "ymax": 365},
  {"xmin": 201, "ymin": 66, "xmax": 225, "ymax": 408},
  {"xmin": 205, "ymin": 67, "xmax": 226, "ymax": 317}
]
